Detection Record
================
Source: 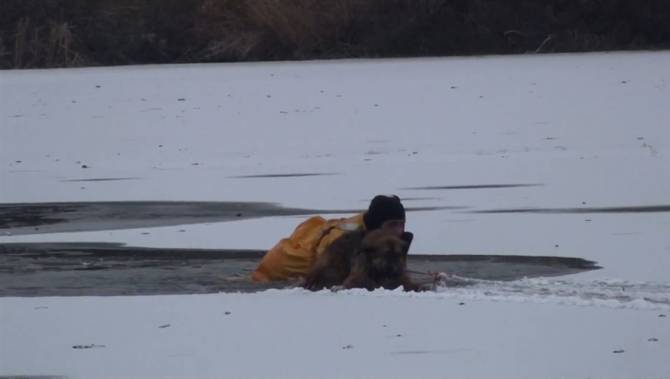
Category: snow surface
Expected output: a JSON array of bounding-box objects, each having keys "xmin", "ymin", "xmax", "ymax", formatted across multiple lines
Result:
[
  {"xmin": 1, "ymin": 51, "xmax": 670, "ymax": 378},
  {"xmin": 2, "ymin": 290, "xmax": 670, "ymax": 379}
]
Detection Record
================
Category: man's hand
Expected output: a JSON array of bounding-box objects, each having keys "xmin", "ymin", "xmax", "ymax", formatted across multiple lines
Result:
[{"xmin": 432, "ymin": 272, "xmax": 449, "ymax": 289}]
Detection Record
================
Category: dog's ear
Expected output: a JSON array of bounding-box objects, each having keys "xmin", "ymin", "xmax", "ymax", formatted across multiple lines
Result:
[
  {"xmin": 395, "ymin": 237, "xmax": 408, "ymax": 253},
  {"xmin": 400, "ymin": 232, "xmax": 413, "ymax": 255}
]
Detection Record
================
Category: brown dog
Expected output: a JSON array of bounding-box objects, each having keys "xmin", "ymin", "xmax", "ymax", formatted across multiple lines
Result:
[{"xmin": 303, "ymin": 229, "xmax": 420, "ymax": 291}]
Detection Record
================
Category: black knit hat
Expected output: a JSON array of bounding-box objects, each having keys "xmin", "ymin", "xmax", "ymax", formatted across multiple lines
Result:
[{"xmin": 363, "ymin": 195, "xmax": 406, "ymax": 230}]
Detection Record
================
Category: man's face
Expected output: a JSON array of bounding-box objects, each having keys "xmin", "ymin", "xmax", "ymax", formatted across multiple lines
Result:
[{"xmin": 381, "ymin": 219, "xmax": 405, "ymax": 237}]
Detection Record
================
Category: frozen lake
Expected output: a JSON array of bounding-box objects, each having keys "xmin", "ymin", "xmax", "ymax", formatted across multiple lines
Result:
[{"xmin": 1, "ymin": 51, "xmax": 669, "ymax": 378}]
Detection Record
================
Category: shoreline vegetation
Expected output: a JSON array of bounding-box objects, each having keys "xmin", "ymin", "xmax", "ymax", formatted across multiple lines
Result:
[{"xmin": 2, "ymin": 0, "xmax": 670, "ymax": 69}]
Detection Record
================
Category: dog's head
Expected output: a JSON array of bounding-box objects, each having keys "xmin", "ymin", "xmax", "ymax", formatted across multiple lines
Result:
[{"xmin": 359, "ymin": 229, "xmax": 408, "ymax": 276}]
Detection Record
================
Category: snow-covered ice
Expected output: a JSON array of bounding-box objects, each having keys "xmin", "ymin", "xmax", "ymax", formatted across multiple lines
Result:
[
  {"xmin": 2, "ymin": 290, "xmax": 669, "ymax": 379},
  {"xmin": 1, "ymin": 51, "xmax": 669, "ymax": 378}
]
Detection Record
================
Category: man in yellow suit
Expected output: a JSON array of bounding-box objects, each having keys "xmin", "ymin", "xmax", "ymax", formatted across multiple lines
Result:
[{"xmin": 251, "ymin": 195, "xmax": 409, "ymax": 282}]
